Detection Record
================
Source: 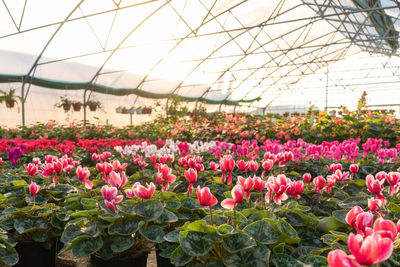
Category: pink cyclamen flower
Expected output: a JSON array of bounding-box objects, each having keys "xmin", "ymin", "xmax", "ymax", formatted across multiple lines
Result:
[
  {"xmin": 0, "ymin": 158, "xmax": 2, "ymax": 165},
  {"xmin": 221, "ymin": 185, "xmax": 244, "ymax": 210},
  {"xmin": 29, "ymin": 182, "xmax": 40, "ymax": 196},
  {"xmin": 266, "ymin": 174, "xmax": 291, "ymax": 205},
  {"xmin": 248, "ymin": 160, "xmax": 260, "ymax": 172},
  {"xmin": 345, "ymin": 206, "xmax": 364, "ymax": 228},
  {"xmin": 76, "ymin": 166, "xmax": 93, "ymax": 189},
  {"xmin": 354, "ymin": 212, "xmax": 373, "ymax": 236},
  {"xmin": 237, "ymin": 176, "xmax": 254, "ymax": 202},
  {"xmin": 286, "ymin": 180, "xmax": 304, "ymax": 199},
  {"xmin": 134, "ymin": 182, "xmax": 156, "ymax": 199},
  {"xmin": 348, "ymin": 233, "xmax": 393, "ymax": 266},
  {"xmin": 209, "ymin": 161, "xmax": 219, "ymax": 171},
  {"xmin": 386, "ymin": 172, "xmax": 400, "ymax": 195},
  {"xmin": 329, "ymin": 163, "xmax": 342, "ymax": 172},
  {"xmin": 349, "ymin": 164, "xmax": 359, "ymax": 179},
  {"xmin": 109, "ymin": 171, "xmax": 127, "ymax": 190},
  {"xmin": 366, "ymin": 174, "xmax": 385, "ymax": 202},
  {"xmin": 24, "ymin": 163, "xmax": 38, "ymax": 176},
  {"xmin": 313, "ymin": 176, "xmax": 326, "ymax": 194},
  {"xmin": 333, "ymin": 169, "xmax": 349, "ymax": 181},
  {"xmin": 252, "ymin": 176, "xmax": 267, "ymax": 191},
  {"xmin": 368, "ymin": 198, "xmax": 382, "ymax": 216},
  {"xmin": 196, "ymin": 186, "xmax": 218, "ymax": 207},
  {"xmin": 376, "ymin": 171, "xmax": 388, "ymax": 181},
  {"xmin": 373, "ymin": 218, "xmax": 398, "ymax": 241},
  {"xmin": 219, "ymin": 155, "xmax": 235, "ymax": 185},
  {"xmin": 327, "ymin": 249, "xmax": 360, "ymax": 267},
  {"xmin": 236, "ymin": 160, "xmax": 249, "ymax": 172},
  {"xmin": 112, "ymin": 160, "xmax": 128, "ymax": 173},
  {"xmin": 101, "ymin": 185, "xmax": 123, "ymax": 212},
  {"xmin": 303, "ymin": 173, "xmax": 312, "ymax": 184},
  {"xmin": 184, "ymin": 168, "xmax": 197, "ymax": 195},
  {"xmin": 325, "ymin": 176, "xmax": 336, "ymax": 193}
]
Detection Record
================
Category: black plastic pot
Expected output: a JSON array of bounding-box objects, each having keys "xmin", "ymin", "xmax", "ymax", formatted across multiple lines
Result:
[
  {"xmin": 15, "ymin": 239, "xmax": 62, "ymax": 267},
  {"xmin": 156, "ymin": 250, "xmax": 174, "ymax": 267},
  {"xmin": 91, "ymin": 253, "xmax": 149, "ymax": 267}
]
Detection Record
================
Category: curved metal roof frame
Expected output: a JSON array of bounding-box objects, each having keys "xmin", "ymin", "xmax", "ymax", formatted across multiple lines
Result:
[{"xmin": 0, "ymin": 0, "xmax": 399, "ymax": 125}]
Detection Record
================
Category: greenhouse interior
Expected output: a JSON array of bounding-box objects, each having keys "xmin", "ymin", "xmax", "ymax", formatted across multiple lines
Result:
[{"xmin": 1, "ymin": 0, "xmax": 400, "ymax": 266}]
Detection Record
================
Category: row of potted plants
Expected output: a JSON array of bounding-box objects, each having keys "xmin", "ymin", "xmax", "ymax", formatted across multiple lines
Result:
[{"xmin": 0, "ymin": 132, "xmax": 400, "ymax": 266}]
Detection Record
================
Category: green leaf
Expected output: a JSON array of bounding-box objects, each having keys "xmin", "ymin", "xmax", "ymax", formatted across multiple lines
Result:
[
  {"xmin": 139, "ymin": 224, "xmax": 164, "ymax": 243},
  {"xmin": 271, "ymin": 253, "xmax": 303, "ymax": 267},
  {"xmin": 165, "ymin": 200, "xmax": 181, "ymax": 210},
  {"xmin": 277, "ymin": 218, "xmax": 299, "ymax": 243},
  {"xmin": 332, "ymin": 210, "xmax": 349, "ymax": 224},
  {"xmin": 14, "ymin": 218, "xmax": 48, "ymax": 234},
  {"xmin": 171, "ymin": 246, "xmax": 193, "ymax": 266},
  {"xmin": 61, "ymin": 219, "xmax": 99, "ymax": 243},
  {"xmin": 32, "ymin": 231, "xmax": 47, "ymax": 242},
  {"xmin": 110, "ymin": 235, "xmax": 134, "ymax": 254},
  {"xmin": 317, "ymin": 217, "xmax": 347, "ymax": 233},
  {"xmin": 159, "ymin": 244, "xmax": 179, "ymax": 258},
  {"xmin": 388, "ymin": 202, "xmax": 400, "ymax": 212},
  {"xmin": 164, "ymin": 230, "xmax": 182, "ymax": 242},
  {"xmin": 134, "ymin": 200, "xmax": 164, "ymax": 221},
  {"xmin": 108, "ymin": 218, "xmax": 139, "ymax": 235},
  {"xmin": 0, "ymin": 244, "xmax": 19, "ymax": 265},
  {"xmin": 156, "ymin": 209, "xmax": 178, "ymax": 224},
  {"xmin": 70, "ymin": 210, "xmax": 100, "ymax": 218},
  {"xmin": 302, "ymin": 255, "xmax": 328, "ymax": 267},
  {"xmin": 217, "ymin": 224, "xmax": 235, "ymax": 236},
  {"xmin": 179, "ymin": 231, "xmax": 215, "ymax": 256},
  {"xmin": 223, "ymin": 233, "xmax": 256, "ymax": 253},
  {"xmin": 243, "ymin": 220, "xmax": 280, "ymax": 245},
  {"xmin": 224, "ymin": 211, "xmax": 247, "ymax": 224},
  {"xmin": 181, "ymin": 198, "xmax": 202, "ymax": 210},
  {"xmin": 187, "ymin": 220, "xmax": 216, "ymax": 234},
  {"xmin": 223, "ymin": 245, "xmax": 270, "ymax": 267},
  {"xmin": 72, "ymin": 237, "xmax": 103, "ymax": 258}
]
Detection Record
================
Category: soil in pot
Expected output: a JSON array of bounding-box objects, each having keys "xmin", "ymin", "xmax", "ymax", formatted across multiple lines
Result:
[
  {"xmin": 15, "ymin": 239, "xmax": 62, "ymax": 267},
  {"xmin": 91, "ymin": 253, "xmax": 149, "ymax": 267}
]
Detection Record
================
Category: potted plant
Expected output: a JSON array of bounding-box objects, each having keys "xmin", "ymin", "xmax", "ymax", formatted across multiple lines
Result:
[
  {"xmin": 142, "ymin": 107, "xmax": 152, "ymax": 115},
  {"xmin": 0, "ymin": 89, "xmax": 20, "ymax": 108},
  {"xmin": 72, "ymin": 101, "xmax": 82, "ymax": 112},
  {"xmin": 54, "ymin": 97, "xmax": 72, "ymax": 112},
  {"xmin": 86, "ymin": 100, "xmax": 102, "ymax": 112}
]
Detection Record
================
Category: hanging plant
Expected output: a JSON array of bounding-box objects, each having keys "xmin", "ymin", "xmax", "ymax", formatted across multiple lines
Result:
[
  {"xmin": 121, "ymin": 107, "xmax": 128, "ymax": 114},
  {"xmin": 86, "ymin": 100, "xmax": 102, "ymax": 111},
  {"xmin": 142, "ymin": 107, "xmax": 152, "ymax": 115},
  {"xmin": 72, "ymin": 101, "xmax": 82, "ymax": 112},
  {"xmin": 0, "ymin": 89, "xmax": 21, "ymax": 109},
  {"xmin": 54, "ymin": 97, "xmax": 72, "ymax": 112}
]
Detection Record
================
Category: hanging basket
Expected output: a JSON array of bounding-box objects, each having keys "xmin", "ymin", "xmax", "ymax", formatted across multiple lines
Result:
[
  {"xmin": 116, "ymin": 107, "xmax": 122, "ymax": 113},
  {"xmin": 62, "ymin": 103, "xmax": 71, "ymax": 112},
  {"xmin": 128, "ymin": 108, "xmax": 135, "ymax": 114},
  {"xmin": 121, "ymin": 107, "xmax": 128, "ymax": 114},
  {"xmin": 89, "ymin": 104, "xmax": 97, "ymax": 111},
  {"xmin": 142, "ymin": 107, "xmax": 152, "ymax": 114},
  {"xmin": 5, "ymin": 99, "xmax": 15, "ymax": 108},
  {"xmin": 72, "ymin": 103, "xmax": 82, "ymax": 111}
]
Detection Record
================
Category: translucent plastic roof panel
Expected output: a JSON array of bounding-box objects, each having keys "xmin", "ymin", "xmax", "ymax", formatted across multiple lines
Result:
[{"xmin": 0, "ymin": 0, "xmax": 400, "ymax": 123}]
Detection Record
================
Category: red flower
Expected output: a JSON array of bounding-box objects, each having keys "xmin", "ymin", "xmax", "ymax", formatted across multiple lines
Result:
[
  {"xmin": 348, "ymin": 233, "xmax": 393, "ymax": 266},
  {"xmin": 29, "ymin": 182, "xmax": 40, "ymax": 196},
  {"xmin": 327, "ymin": 249, "xmax": 360, "ymax": 267},
  {"xmin": 221, "ymin": 185, "xmax": 244, "ymax": 210},
  {"xmin": 24, "ymin": 163, "xmax": 38, "ymax": 176},
  {"xmin": 196, "ymin": 186, "xmax": 218, "ymax": 207},
  {"xmin": 184, "ymin": 168, "xmax": 197, "ymax": 195},
  {"xmin": 313, "ymin": 176, "xmax": 326, "ymax": 194}
]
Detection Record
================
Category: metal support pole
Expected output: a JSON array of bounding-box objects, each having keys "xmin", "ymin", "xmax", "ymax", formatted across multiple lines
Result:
[
  {"xmin": 83, "ymin": 89, "xmax": 87, "ymax": 125},
  {"xmin": 21, "ymin": 83, "xmax": 25, "ymax": 126},
  {"xmin": 130, "ymin": 114, "xmax": 133, "ymax": 125},
  {"xmin": 325, "ymin": 65, "xmax": 328, "ymax": 111}
]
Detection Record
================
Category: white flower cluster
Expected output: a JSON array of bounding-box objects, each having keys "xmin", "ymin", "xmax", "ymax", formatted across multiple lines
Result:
[{"xmin": 114, "ymin": 140, "xmax": 217, "ymax": 157}]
